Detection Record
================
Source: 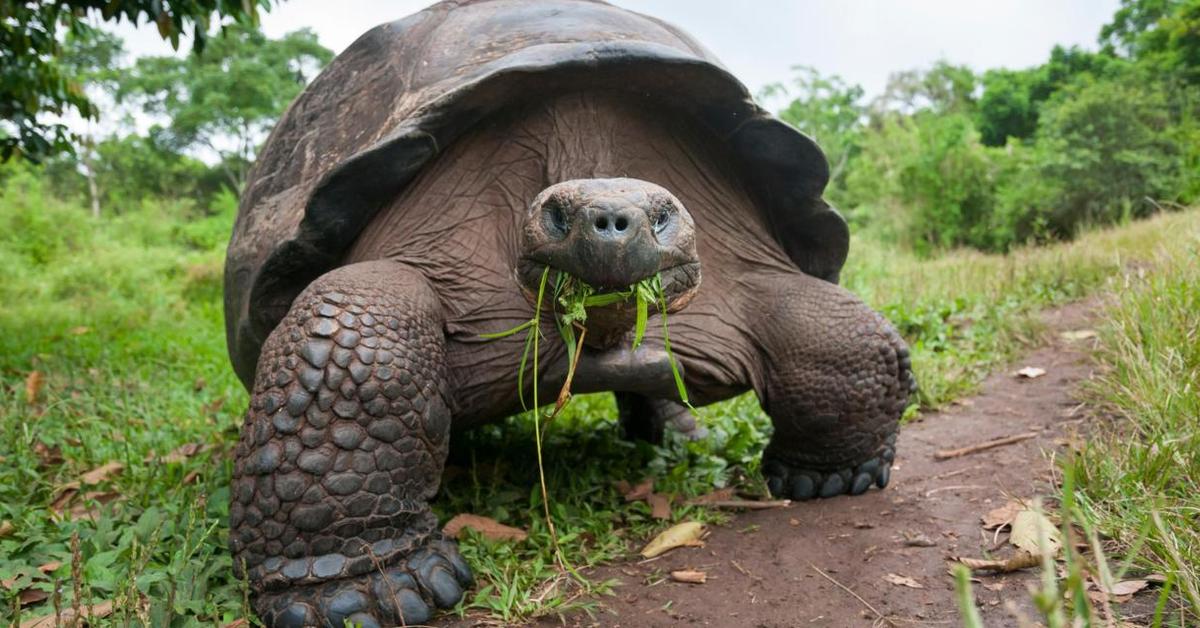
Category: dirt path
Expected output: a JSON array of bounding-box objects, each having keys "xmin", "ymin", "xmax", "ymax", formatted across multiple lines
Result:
[{"xmin": 551, "ymin": 299, "xmax": 1104, "ymax": 627}]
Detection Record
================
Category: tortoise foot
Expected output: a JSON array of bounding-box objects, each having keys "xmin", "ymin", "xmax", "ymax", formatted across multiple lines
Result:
[
  {"xmin": 763, "ymin": 432, "xmax": 896, "ymax": 501},
  {"xmin": 256, "ymin": 538, "xmax": 473, "ymax": 628}
]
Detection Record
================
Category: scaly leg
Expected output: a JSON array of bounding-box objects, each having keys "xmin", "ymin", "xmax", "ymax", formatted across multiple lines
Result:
[
  {"xmin": 230, "ymin": 261, "xmax": 472, "ymax": 627},
  {"xmin": 746, "ymin": 270, "xmax": 915, "ymax": 500}
]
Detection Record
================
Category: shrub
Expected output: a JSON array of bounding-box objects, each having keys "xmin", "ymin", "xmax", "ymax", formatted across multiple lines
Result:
[
  {"xmin": 845, "ymin": 112, "xmax": 997, "ymax": 253},
  {"xmin": 1032, "ymin": 78, "xmax": 1182, "ymax": 236}
]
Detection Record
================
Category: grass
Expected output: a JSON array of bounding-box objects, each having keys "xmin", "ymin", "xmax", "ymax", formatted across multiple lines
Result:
[
  {"xmin": 0, "ymin": 158, "xmax": 1197, "ymax": 625},
  {"xmin": 843, "ymin": 209, "xmax": 1200, "ymax": 408},
  {"xmin": 1066, "ymin": 225, "xmax": 1200, "ymax": 622}
]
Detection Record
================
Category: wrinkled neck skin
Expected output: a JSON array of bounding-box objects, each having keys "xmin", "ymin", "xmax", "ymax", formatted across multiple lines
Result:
[{"xmin": 345, "ymin": 91, "xmax": 802, "ymax": 425}]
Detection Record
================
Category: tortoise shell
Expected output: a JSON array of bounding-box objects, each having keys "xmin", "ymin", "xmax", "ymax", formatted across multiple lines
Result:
[{"xmin": 224, "ymin": 0, "xmax": 848, "ymax": 387}]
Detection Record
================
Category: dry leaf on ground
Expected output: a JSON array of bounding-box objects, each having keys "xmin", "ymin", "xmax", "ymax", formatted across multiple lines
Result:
[
  {"xmin": 25, "ymin": 371, "xmax": 44, "ymax": 404},
  {"xmin": 69, "ymin": 491, "xmax": 121, "ymax": 520},
  {"xmin": 670, "ymin": 569, "xmax": 707, "ymax": 584},
  {"xmin": 1089, "ymin": 579, "xmax": 1150, "ymax": 603},
  {"xmin": 686, "ymin": 487, "xmax": 735, "ymax": 504},
  {"xmin": 18, "ymin": 588, "xmax": 48, "ymax": 607},
  {"xmin": 33, "ymin": 442, "xmax": 63, "ymax": 468},
  {"xmin": 982, "ymin": 500, "xmax": 1025, "ymax": 530},
  {"xmin": 621, "ymin": 478, "xmax": 654, "ymax": 502},
  {"xmin": 1106, "ymin": 580, "xmax": 1149, "ymax": 596},
  {"xmin": 648, "ymin": 493, "xmax": 671, "ymax": 520},
  {"xmin": 1009, "ymin": 510, "xmax": 1061, "ymax": 555},
  {"xmin": 1015, "ymin": 366, "xmax": 1046, "ymax": 379},
  {"xmin": 953, "ymin": 552, "xmax": 1041, "ymax": 573},
  {"xmin": 884, "ymin": 573, "xmax": 924, "ymax": 589},
  {"xmin": 442, "ymin": 514, "xmax": 527, "ymax": 542},
  {"xmin": 902, "ymin": 531, "xmax": 937, "ymax": 547},
  {"xmin": 21, "ymin": 600, "xmax": 114, "ymax": 628},
  {"xmin": 641, "ymin": 521, "xmax": 707, "ymax": 558},
  {"xmin": 151, "ymin": 442, "xmax": 208, "ymax": 464},
  {"xmin": 49, "ymin": 482, "xmax": 80, "ymax": 513},
  {"xmin": 80, "ymin": 461, "xmax": 124, "ymax": 485},
  {"xmin": 1060, "ymin": 329, "xmax": 1098, "ymax": 341}
]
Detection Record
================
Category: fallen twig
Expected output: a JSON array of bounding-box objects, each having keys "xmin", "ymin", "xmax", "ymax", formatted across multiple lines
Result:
[
  {"xmin": 685, "ymin": 499, "xmax": 791, "ymax": 510},
  {"xmin": 934, "ymin": 432, "xmax": 1039, "ymax": 460},
  {"xmin": 810, "ymin": 563, "xmax": 894, "ymax": 627},
  {"xmin": 670, "ymin": 570, "xmax": 706, "ymax": 584},
  {"xmin": 953, "ymin": 552, "xmax": 1041, "ymax": 574},
  {"xmin": 924, "ymin": 484, "xmax": 987, "ymax": 498}
]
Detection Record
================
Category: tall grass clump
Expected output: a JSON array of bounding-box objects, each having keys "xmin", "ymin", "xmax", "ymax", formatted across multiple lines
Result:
[
  {"xmin": 842, "ymin": 208, "xmax": 1200, "ymax": 409},
  {"xmin": 1066, "ymin": 228, "xmax": 1200, "ymax": 620}
]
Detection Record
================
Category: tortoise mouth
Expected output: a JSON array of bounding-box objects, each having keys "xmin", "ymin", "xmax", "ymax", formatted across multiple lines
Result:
[{"xmin": 515, "ymin": 258, "xmax": 701, "ymax": 316}]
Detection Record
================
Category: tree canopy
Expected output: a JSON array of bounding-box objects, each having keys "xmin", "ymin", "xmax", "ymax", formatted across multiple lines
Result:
[
  {"xmin": 773, "ymin": 0, "xmax": 1199, "ymax": 253},
  {"xmin": 118, "ymin": 25, "xmax": 332, "ymax": 192},
  {"xmin": 0, "ymin": 0, "xmax": 270, "ymax": 162}
]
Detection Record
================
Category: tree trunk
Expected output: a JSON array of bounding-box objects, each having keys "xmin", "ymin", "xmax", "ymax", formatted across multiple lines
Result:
[{"xmin": 84, "ymin": 149, "xmax": 101, "ymax": 219}]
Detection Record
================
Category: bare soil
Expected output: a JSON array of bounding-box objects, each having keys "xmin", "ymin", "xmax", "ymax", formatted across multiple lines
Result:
[{"xmin": 543, "ymin": 299, "xmax": 1125, "ymax": 627}]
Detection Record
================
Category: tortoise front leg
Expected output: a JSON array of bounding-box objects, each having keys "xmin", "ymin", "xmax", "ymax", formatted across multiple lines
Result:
[
  {"xmin": 231, "ymin": 261, "xmax": 472, "ymax": 628},
  {"xmin": 745, "ymin": 270, "xmax": 915, "ymax": 500}
]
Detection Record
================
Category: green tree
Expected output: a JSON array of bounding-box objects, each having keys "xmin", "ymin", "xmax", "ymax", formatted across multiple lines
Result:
[
  {"xmin": 46, "ymin": 132, "xmax": 228, "ymax": 212},
  {"xmin": 57, "ymin": 27, "xmax": 126, "ymax": 217},
  {"xmin": 976, "ymin": 69, "xmax": 1038, "ymax": 146},
  {"xmin": 763, "ymin": 66, "xmax": 866, "ymax": 195},
  {"xmin": 976, "ymin": 46, "xmax": 1127, "ymax": 146},
  {"xmin": 1033, "ymin": 79, "xmax": 1181, "ymax": 235},
  {"xmin": 1101, "ymin": 0, "xmax": 1183, "ymax": 57},
  {"xmin": 118, "ymin": 25, "xmax": 333, "ymax": 193},
  {"xmin": 844, "ymin": 112, "xmax": 997, "ymax": 252},
  {"xmin": 0, "ymin": 0, "xmax": 270, "ymax": 162},
  {"xmin": 873, "ymin": 61, "xmax": 978, "ymax": 118}
]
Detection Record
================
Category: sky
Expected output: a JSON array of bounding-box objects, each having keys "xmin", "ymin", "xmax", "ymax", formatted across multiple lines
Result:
[{"xmin": 112, "ymin": 0, "xmax": 1121, "ymax": 100}]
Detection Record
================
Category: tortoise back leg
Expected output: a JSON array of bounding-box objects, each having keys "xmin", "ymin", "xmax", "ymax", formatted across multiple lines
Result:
[
  {"xmin": 744, "ymin": 270, "xmax": 915, "ymax": 500},
  {"xmin": 231, "ymin": 260, "xmax": 472, "ymax": 628}
]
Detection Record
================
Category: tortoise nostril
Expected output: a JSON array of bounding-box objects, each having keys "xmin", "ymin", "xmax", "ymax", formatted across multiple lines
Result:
[
  {"xmin": 595, "ymin": 216, "xmax": 609, "ymax": 231},
  {"xmin": 614, "ymin": 216, "xmax": 628, "ymax": 231}
]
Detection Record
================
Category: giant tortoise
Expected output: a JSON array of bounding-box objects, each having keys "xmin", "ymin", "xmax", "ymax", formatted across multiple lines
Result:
[{"xmin": 224, "ymin": 0, "xmax": 915, "ymax": 624}]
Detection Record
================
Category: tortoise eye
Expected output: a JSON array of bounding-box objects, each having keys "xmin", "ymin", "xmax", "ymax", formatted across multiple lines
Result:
[
  {"xmin": 543, "ymin": 198, "xmax": 569, "ymax": 235},
  {"xmin": 654, "ymin": 210, "xmax": 670, "ymax": 232}
]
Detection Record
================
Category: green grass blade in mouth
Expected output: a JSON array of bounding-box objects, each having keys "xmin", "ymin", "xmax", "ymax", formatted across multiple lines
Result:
[
  {"xmin": 652, "ymin": 273, "xmax": 691, "ymax": 407},
  {"xmin": 632, "ymin": 292, "xmax": 648, "ymax": 350},
  {"xmin": 479, "ymin": 319, "xmax": 534, "ymax": 339},
  {"xmin": 632, "ymin": 278, "xmax": 657, "ymax": 351},
  {"xmin": 516, "ymin": 326, "xmax": 535, "ymax": 410},
  {"xmin": 581, "ymin": 290, "xmax": 631, "ymax": 308}
]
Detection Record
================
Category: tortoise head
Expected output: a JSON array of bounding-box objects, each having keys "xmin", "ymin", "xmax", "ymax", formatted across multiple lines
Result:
[{"xmin": 517, "ymin": 178, "xmax": 701, "ymax": 345}]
